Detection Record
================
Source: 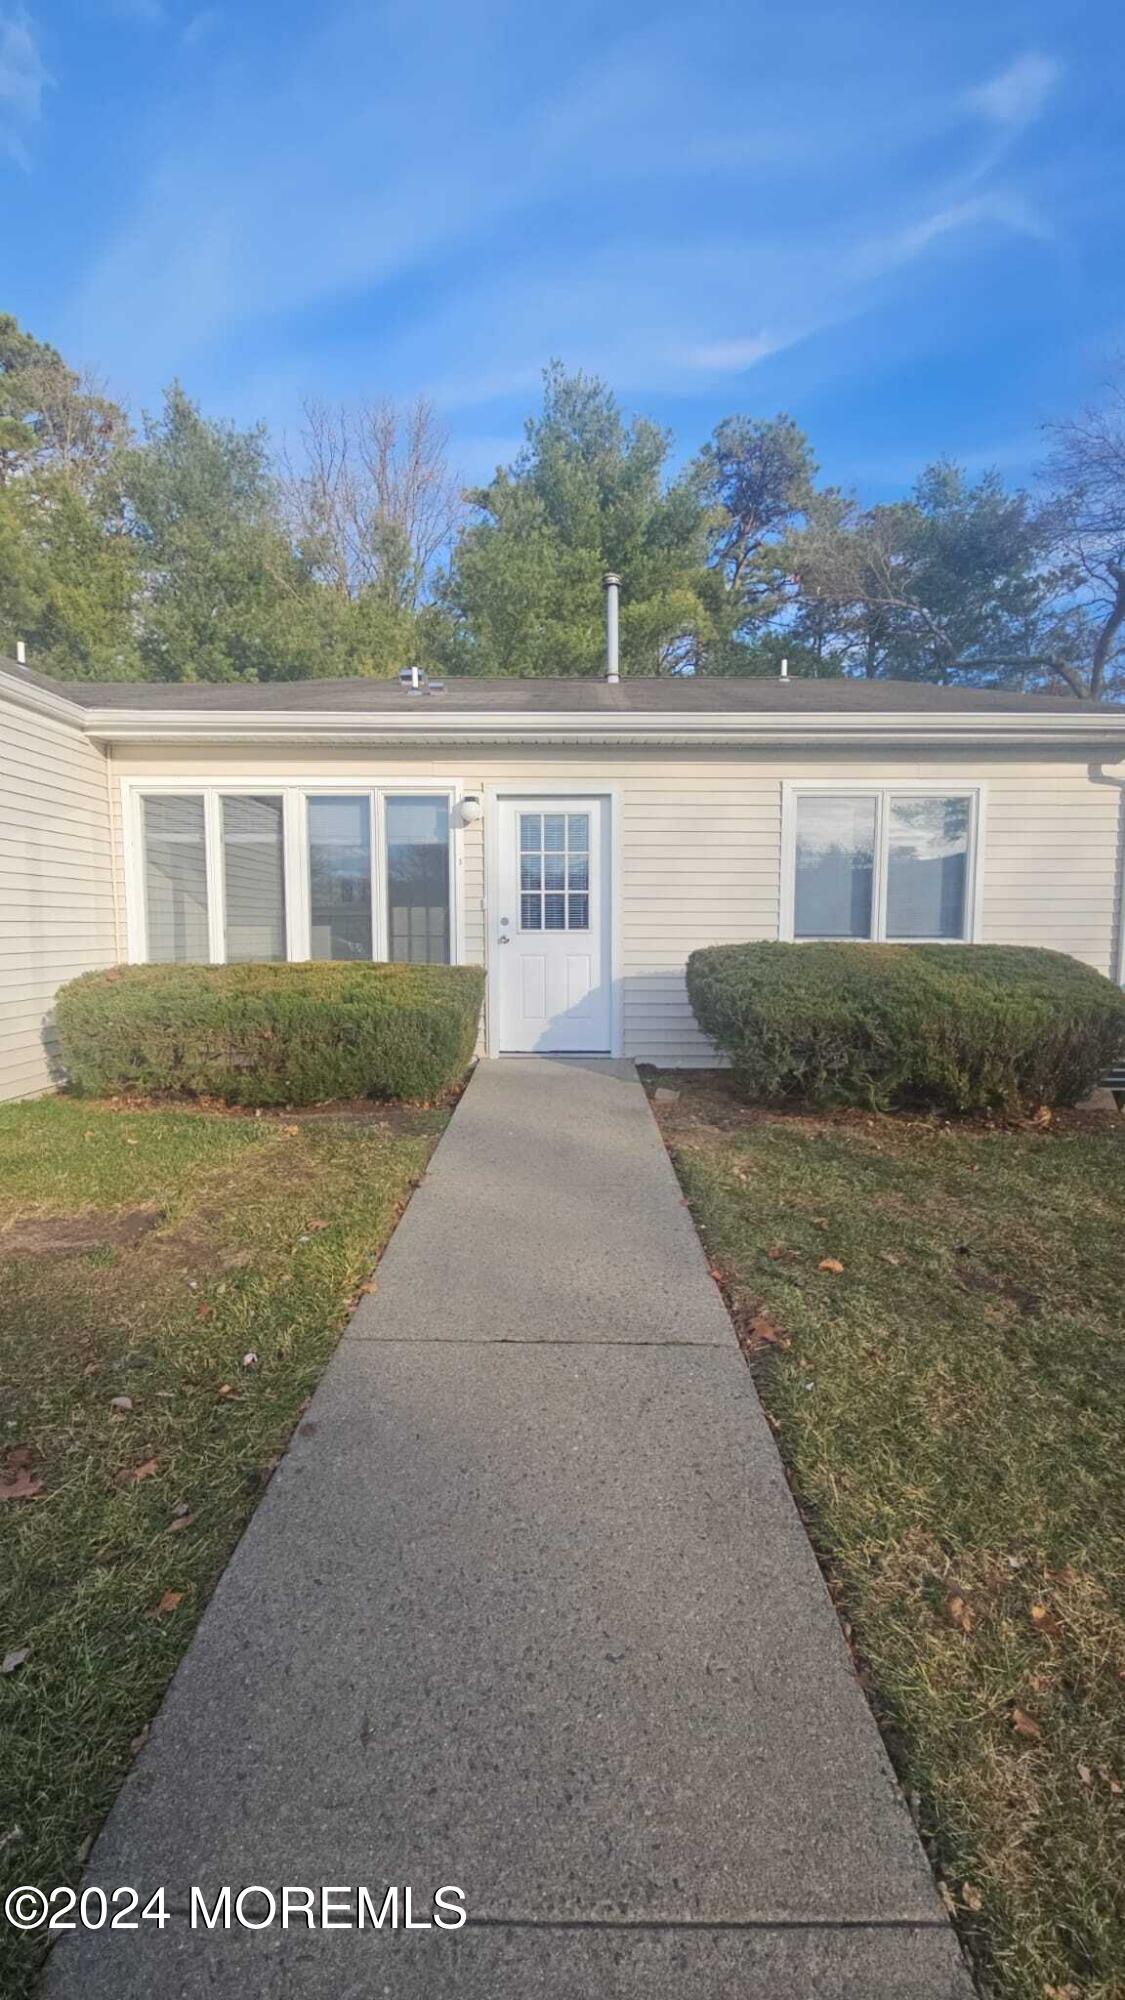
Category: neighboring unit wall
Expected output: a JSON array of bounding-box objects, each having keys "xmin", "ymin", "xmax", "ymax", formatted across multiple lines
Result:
[
  {"xmin": 108, "ymin": 741, "xmax": 1124, "ymax": 1067},
  {"xmin": 0, "ymin": 688, "xmax": 119, "ymax": 1102}
]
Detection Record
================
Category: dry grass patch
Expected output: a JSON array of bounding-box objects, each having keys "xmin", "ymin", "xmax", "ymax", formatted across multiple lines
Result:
[
  {"xmin": 0, "ymin": 1094, "xmax": 446, "ymax": 1999},
  {"xmin": 649, "ymin": 1073, "xmax": 1125, "ymax": 2000}
]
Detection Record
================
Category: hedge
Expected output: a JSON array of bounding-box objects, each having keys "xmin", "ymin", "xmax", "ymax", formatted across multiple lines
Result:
[
  {"xmin": 685, "ymin": 942, "xmax": 1125, "ymax": 1115},
  {"xmin": 54, "ymin": 961, "xmax": 485, "ymax": 1107}
]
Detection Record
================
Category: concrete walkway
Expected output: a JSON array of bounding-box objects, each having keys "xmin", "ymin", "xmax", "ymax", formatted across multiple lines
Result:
[{"xmin": 46, "ymin": 1060, "xmax": 972, "ymax": 1998}]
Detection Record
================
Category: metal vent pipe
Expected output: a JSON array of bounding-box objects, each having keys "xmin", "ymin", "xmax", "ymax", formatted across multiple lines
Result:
[{"xmin": 603, "ymin": 572, "xmax": 620, "ymax": 683}]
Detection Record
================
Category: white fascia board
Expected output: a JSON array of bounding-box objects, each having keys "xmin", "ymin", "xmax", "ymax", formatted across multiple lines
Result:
[{"xmin": 82, "ymin": 707, "xmax": 1125, "ymax": 750}]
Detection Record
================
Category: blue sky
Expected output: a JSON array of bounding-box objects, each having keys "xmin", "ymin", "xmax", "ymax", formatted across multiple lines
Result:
[{"xmin": 3, "ymin": 0, "xmax": 1123, "ymax": 498}]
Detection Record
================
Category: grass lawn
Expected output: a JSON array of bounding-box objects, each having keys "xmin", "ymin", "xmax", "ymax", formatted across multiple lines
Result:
[
  {"xmin": 0, "ymin": 1094, "xmax": 446, "ymax": 1999},
  {"xmin": 648, "ymin": 1074, "xmax": 1125, "ymax": 2000}
]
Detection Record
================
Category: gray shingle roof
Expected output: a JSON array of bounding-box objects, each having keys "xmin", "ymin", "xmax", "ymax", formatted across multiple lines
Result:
[{"xmin": 3, "ymin": 663, "xmax": 1114, "ymax": 715}]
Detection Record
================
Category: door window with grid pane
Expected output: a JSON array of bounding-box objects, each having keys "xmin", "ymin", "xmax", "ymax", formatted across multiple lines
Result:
[{"xmin": 519, "ymin": 811, "xmax": 590, "ymax": 931}]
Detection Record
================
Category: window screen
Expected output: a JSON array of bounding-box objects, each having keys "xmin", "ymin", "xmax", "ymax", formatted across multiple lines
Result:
[
  {"xmin": 308, "ymin": 796, "xmax": 372, "ymax": 961},
  {"xmin": 794, "ymin": 795, "xmax": 876, "ymax": 939},
  {"xmin": 385, "ymin": 796, "xmax": 450, "ymax": 964},
  {"xmin": 222, "ymin": 795, "xmax": 286, "ymax": 962},
  {"xmin": 142, "ymin": 796, "xmax": 209, "ymax": 962},
  {"xmin": 885, "ymin": 796, "xmax": 970, "ymax": 939}
]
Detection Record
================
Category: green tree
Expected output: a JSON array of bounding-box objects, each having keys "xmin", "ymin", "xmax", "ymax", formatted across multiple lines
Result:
[
  {"xmin": 0, "ymin": 313, "xmax": 141, "ymax": 676},
  {"xmin": 121, "ymin": 385, "xmax": 343, "ymax": 683},
  {"xmin": 434, "ymin": 364, "xmax": 712, "ymax": 676}
]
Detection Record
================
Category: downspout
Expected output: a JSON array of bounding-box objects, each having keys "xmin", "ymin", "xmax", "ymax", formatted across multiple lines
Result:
[{"xmin": 1088, "ymin": 759, "xmax": 1125, "ymax": 985}]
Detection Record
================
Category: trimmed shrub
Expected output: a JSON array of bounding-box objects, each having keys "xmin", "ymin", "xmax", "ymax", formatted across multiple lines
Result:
[
  {"xmin": 55, "ymin": 961, "xmax": 485, "ymax": 1107},
  {"xmin": 685, "ymin": 941, "xmax": 1125, "ymax": 1115}
]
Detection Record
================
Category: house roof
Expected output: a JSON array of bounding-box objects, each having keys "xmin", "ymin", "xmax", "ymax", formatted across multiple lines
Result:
[
  {"xmin": 2, "ymin": 663, "xmax": 1112, "ymax": 715},
  {"xmin": 3, "ymin": 659, "xmax": 1123, "ymax": 749}
]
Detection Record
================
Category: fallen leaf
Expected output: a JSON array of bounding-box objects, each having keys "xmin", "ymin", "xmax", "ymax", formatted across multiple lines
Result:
[
  {"xmin": 356, "ymin": 1279, "xmax": 378, "ymax": 1296},
  {"xmin": 166, "ymin": 1513, "xmax": 193, "ymax": 1533},
  {"xmin": 195, "ymin": 1302, "xmax": 213, "ymax": 1321},
  {"xmin": 1030, "ymin": 1602, "xmax": 1063, "ymax": 1639},
  {"xmin": 109, "ymin": 1395, "xmax": 133, "ymax": 1414},
  {"xmin": 216, "ymin": 1383, "xmax": 237, "ymax": 1401},
  {"xmin": 1051, "ymin": 1565, "xmax": 1079, "ymax": 1589},
  {"xmin": 749, "ymin": 1313, "xmax": 789, "ymax": 1348},
  {"xmin": 1077, "ymin": 1763, "xmax": 1093, "ymax": 1787},
  {"xmin": 119, "ymin": 1457, "xmax": 158, "ymax": 1487},
  {"xmin": 818, "ymin": 1257, "xmax": 845, "ymax": 1275},
  {"xmin": 306, "ymin": 1219, "xmax": 330, "ymax": 1233},
  {"xmin": 945, "ymin": 1592, "xmax": 975, "ymax": 1635},
  {"xmin": 878, "ymin": 1250, "xmax": 903, "ymax": 1266},
  {"xmin": 123, "ymin": 1136, "xmax": 139, "ymax": 1147},
  {"xmin": 0, "ymin": 1471, "xmax": 45, "ymax": 1502},
  {"xmin": 145, "ymin": 1590, "xmax": 183, "ymax": 1618},
  {"xmin": 938, "ymin": 1881, "xmax": 957, "ymax": 1917},
  {"xmin": 961, "ymin": 1883, "xmax": 983, "ymax": 1912},
  {"xmin": 283, "ymin": 1125, "xmax": 299, "ymax": 1137},
  {"xmin": 1011, "ymin": 1707, "xmax": 1042, "ymax": 1740},
  {"xmin": 1, "ymin": 1647, "xmax": 31, "ymax": 1674},
  {"xmin": 4, "ymin": 1445, "xmax": 35, "ymax": 1471},
  {"xmin": 242, "ymin": 1351, "xmax": 258, "ymax": 1370}
]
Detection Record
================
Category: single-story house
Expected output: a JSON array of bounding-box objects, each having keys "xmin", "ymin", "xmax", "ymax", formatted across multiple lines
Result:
[{"xmin": 3, "ymin": 644, "xmax": 1125, "ymax": 1102}]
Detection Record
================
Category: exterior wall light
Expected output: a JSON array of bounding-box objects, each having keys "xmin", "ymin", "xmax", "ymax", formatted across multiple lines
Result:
[{"xmin": 459, "ymin": 796, "xmax": 483, "ymax": 827}]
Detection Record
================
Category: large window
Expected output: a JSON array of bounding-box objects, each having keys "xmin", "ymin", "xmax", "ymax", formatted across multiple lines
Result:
[
  {"xmin": 786, "ymin": 787, "xmax": 978, "ymax": 943},
  {"xmin": 222, "ymin": 795, "xmax": 286, "ymax": 961},
  {"xmin": 308, "ymin": 796, "xmax": 372, "ymax": 961},
  {"xmin": 142, "ymin": 796, "xmax": 209, "ymax": 962},
  {"xmin": 385, "ymin": 796, "xmax": 451, "ymax": 964},
  {"xmin": 133, "ymin": 787, "xmax": 456, "ymax": 966}
]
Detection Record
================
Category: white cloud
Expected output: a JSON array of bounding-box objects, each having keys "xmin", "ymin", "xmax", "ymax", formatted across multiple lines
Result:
[
  {"xmin": 0, "ymin": 8, "xmax": 49, "ymax": 168},
  {"xmin": 967, "ymin": 52, "xmax": 1060, "ymax": 131},
  {"xmin": 680, "ymin": 333, "xmax": 783, "ymax": 373}
]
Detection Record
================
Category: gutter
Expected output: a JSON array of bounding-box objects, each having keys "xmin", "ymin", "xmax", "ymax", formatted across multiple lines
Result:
[{"xmin": 79, "ymin": 709, "xmax": 1125, "ymax": 751}]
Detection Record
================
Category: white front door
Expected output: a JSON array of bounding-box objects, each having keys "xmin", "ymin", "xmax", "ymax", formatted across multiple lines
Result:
[{"xmin": 495, "ymin": 798, "xmax": 612, "ymax": 1053}]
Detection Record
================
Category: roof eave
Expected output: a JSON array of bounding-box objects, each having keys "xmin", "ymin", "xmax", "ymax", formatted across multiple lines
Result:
[{"xmin": 82, "ymin": 708, "xmax": 1125, "ymax": 750}]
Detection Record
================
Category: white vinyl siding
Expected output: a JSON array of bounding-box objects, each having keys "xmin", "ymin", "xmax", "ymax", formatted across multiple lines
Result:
[
  {"xmin": 0, "ymin": 691, "xmax": 118, "ymax": 1101},
  {"xmin": 109, "ymin": 743, "xmax": 1124, "ymax": 1067}
]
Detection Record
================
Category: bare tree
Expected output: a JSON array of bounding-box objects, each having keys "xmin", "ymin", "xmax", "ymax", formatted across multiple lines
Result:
[
  {"xmin": 1044, "ymin": 377, "xmax": 1125, "ymax": 700},
  {"xmin": 286, "ymin": 395, "xmax": 463, "ymax": 611}
]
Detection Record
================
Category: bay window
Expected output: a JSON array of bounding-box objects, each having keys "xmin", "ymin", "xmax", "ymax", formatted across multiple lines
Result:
[
  {"xmin": 785, "ymin": 786, "xmax": 980, "ymax": 943},
  {"xmin": 132, "ymin": 786, "xmax": 456, "ymax": 966}
]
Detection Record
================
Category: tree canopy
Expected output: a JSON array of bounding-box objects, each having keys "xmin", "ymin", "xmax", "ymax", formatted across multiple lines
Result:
[{"xmin": 1, "ymin": 314, "xmax": 1122, "ymax": 698}]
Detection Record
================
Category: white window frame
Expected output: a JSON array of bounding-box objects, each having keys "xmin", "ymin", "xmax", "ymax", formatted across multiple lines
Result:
[
  {"xmin": 779, "ymin": 781, "xmax": 986, "ymax": 944},
  {"xmin": 123, "ymin": 778, "xmax": 464, "ymax": 967}
]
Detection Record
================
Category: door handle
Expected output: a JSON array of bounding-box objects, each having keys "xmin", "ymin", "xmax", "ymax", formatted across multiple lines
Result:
[{"xmin": 498, "ymin": 933, "xmax": 511, "ymax": 944}]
